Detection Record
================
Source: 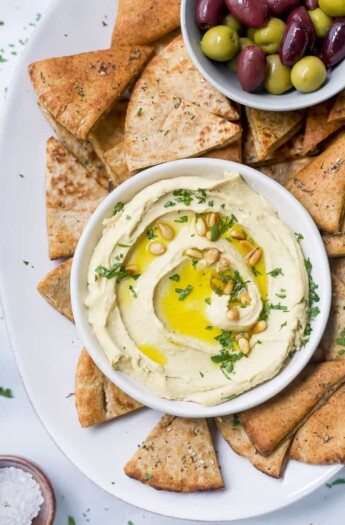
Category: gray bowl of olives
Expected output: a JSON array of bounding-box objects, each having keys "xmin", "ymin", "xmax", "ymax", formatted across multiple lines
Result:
[{"xmin": 181, "ymin": 0, "xmax": 345, "ymax": 111}]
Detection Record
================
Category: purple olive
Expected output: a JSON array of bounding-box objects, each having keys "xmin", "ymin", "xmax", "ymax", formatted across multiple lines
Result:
[
  {"xmin": 265, "ymin": 0, "xmax": 300, "ymax": 16},
  {"xmin": 196, "ymin": 0, "xmax": 224, "ymax": 30},
  {"xmin": 287, "ymin": 6, "xmax": 317, "ymax": 51},
  {"xmin": 280, "ymin": 21, "xmax": 309, "ymax": 65},
  {"xmin": 237, "ymin": 45, "xmax": 266, "ymax": 92},
  {"xmin": 303, "ymin": 0, "xmax": 318, "ymax": 8},
  {"xmin": 224, "ymin": 0, "xmax": 270, "ymax": 28},
  {"xmin": 320, "ymin": 18, "xmax": 345, "ymax": 67}
]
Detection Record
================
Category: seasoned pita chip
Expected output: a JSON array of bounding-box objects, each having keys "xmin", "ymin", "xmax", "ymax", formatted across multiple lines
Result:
[
  {"xmin": 330, "ymin": 258, "xmax": 345, "ymax": 284},
  {"xmin": 111, "ymin": 0, "xmax": 181, "ymax": 46},
  {"xmin": 286, "ymin": 131, "xmax": 345, "ymax": 233},
  {"xmin": 124, "ymin": 414, "xmax": 224, "ymax": 492},
  {"xmin": 240, "ymin": 362, "xmax": 345, "ymax": 456},
  {"xmin": 39, "ymin": 102, "xmax": 109, "ymax": 189},
  {"xmin": 290, "ymin": 384, "xmax": 345, "ymax": 464},
  {"xmin": 246, "ymin": 107, "xmax": 304, "ymax": 161},
  {"xmin": 46, "ymin": 137, "xmax": 108, "ymax": 260},
  {"xmin": 75, "ymin": 348, "xmax": 142, "ymax": 428},
  {"xmin": 205, "ymin": 135, "xmax": 242, "ymax": 163},
  {"xmin": 215, "ymin": 415, "xmax": 291, "ymax": 478},
  {"xmin": 328, "ymin": 89, "xmax": 345, "ymax": 123},
  {"xmin": 153, "ymin": 29, "xmax": 181, "ymax": 55},
  {"xmin": 323, "ymin": 233, "xmax": 345, "ymax": 257},
  {"xmin": 125, "ymin": 81, "xmax": 241, "ymax": 171},
  {"xmin": 28, "ymin": 45, "xmax": 153, "ymax": 139},
  {"xmin": 37, "ymin": 259, "xmax": 73, "ymax": 322},
  {"xmin": 314, "ymin": 274, "xmax": 345, "ymax": 362},
  {"xmin": 244, "ymin": 128, "xmax": 307, "ymax": 167},
  {"xmin": 303, "ymin": 100, "xmax": 343, "ymax": 155},
  {"xmin": 259, "ymin": 158, "xmax": 312, "ymax": 186}
]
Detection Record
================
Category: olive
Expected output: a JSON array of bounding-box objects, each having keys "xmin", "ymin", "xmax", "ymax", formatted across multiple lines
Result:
[
  {"xmin": 264, "ymin": 54, "xmax": 293, "ymax": 94},
  {"xmin": 253, "ymin": 17, "xmax": 286, "ymax": 54},
  {"xmin": 228, "ymin": 37, "xmax": 253, "ymax": 71},
  {"xmin": 308, "ymin": 8, "xmax": 332, "ymax": 37},
  {"xmin": 280, "ymin": 20, "xmax": 309, "ymax": 65},
  {"xmin": 196, "ymin": 0, "xmax": 225, "ymax": 31},
  {"xmin": 201, "ymin": 25, "xmax": 240, "ymax": 61},
  {"xmin": 291, "ymin": 56, "xmax": 326, "ymax": 91},
  {"xmin": 288, "ymin": 6, "xmax": 317, "ymax": 51},
  {"xmin": 247, "ymin": 28, "xmax": 257, "ymax": 40},
  {"xmin": 238, "ymin": 45, "xmax": 266, "ymax": 92},
  {"xmin": 224, "ymin": 0, "xmax": 270, "ymax": 28},
  {"xmin": 304, "ymin": 0, "xmax": 318, "ymax": 8},
  {"xmin": 223, "ymin": 14, "xmax": 242, "ymax": 32},
  {"xmin": 318, "ymin": 0, "xmax": 345, "ymax": 17},
  {"xmin": 266, "ymin": 0, "xmax": 300, "ymax": 16},
  {"xmin": 319, "ymin": 18, "xmax": 345, "ymax": 67}
]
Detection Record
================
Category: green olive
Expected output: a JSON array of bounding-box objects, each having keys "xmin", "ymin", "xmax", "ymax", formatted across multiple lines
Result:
[
  {"xmin": 247, "ymin": 28, "xmax": 256, "ymax": 41},
  {"xmin": 308, "ymin": 8, "xmax": 332, "ymax": 38},
  {"xmin": 264, "ymin": 54, "xmax": 293, "ymax": 95},
  {"xmin": 223, "ymin": 14, "xmax": 242, "ymax": 33},
  {"xmin": 318, "ymin": 0, "xmax": 345, "ymax": 17},
  {"xmin": 201, "ymin": 25, "xmax": 240, "ymax": 62},
  {"xmin": 228, "ymin": 38, "xmax": 253, "ymax": 72},
  {"xmin": 253, "ymin": 18, "xmax": 286, "ymax": 54},
  {"xmin": 291, "ymin": 56, "xmax": 327, "ymax": 93}
]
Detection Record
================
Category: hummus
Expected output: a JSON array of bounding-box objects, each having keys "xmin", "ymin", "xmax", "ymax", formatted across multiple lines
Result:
[{"xmin": 85, "ymin": 172, "xmax": 309, "ymax": 406}]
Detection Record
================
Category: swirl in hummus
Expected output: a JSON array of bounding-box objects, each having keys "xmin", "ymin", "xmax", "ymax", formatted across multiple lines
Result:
[{"xmin": 85, "ymin": 171, "xmax": 309, "ymax": 406}]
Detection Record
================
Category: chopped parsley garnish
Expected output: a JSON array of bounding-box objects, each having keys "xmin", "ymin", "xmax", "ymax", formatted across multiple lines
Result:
[
  {"xmin": 280, "ymin": 321, "xmax": 287, "ymax": 330},
  {"xmin": 259, "ymin": 299, "xmax": 270, "ymax": 321},
  {"xmin": 247, "ymin": 237, "xmax": 255, "ymax": 245},
  {"xmin": 23, "ymin": 260, "xmax": 29, "ymax": 266},
  {"xmin": 118, "ymin": 243, "xmax": 132, "ymax": 248},
  {"xmin": 175, "ymin": 285, "xmax": 193, "ymax": 301},
  {"xmin": 146, "ymin": 228, "xmax": 156, "ymax": 240},
  {"xmin": 199, "ymin": 371, "xmax": 204, "ymax": 378},
  {"xmin": 95, "ymin": 263, "xmax": 132, "ymax": 281},
  {"xmin": 0, "ymin": 387, "xmax": 13, "ymax": 398},
  {"xmin": 191, "ymin": 258, "xmax": 198, "ymax": 268},
  {"xmin": 251, "ymin": 266, "xmax": 261, "ymax": 277},
  {"xmin": 173, "ymin": 189, "xmax": 193, "ymax": 206},
  {"xmin": 169, "ymin": 273, "xmax": 180, "ymax": 282},
  {"xmin": 211, "ymin": 348, "xmax": 244, "ymax": 378},
  {"xmin": 208, "ymin": 200, "xmax": 214, "ymax": 207},
  {"xmin": 206, "ymin": 326, "xmax": 213, "ymax": 332},
  {"xmin": 112, "ymin": 202, "xmax": 124, "ymax": 215},
  {"xmin": 267, "ymin": 268, "xmax": 284, "ymax": 277},
  {"xmin": 336, "ymin": 328, "xmax": 345, "ymax": 346},
  {"xmin": 68, "ymin": 517, "xmax": 76, "ymax": 525},
  {"xmin": 136, "ymin": 107, "xmax": 143, "ymax": 116},
  {"xmin": 222, "ymin": 393, "xmax": 237, "ymax": 401},
  {"xmin": 301, "ymin": 258, "xmax": 320, "ymax": 346},
  {"xmin": 164, "ymin": 200, "xmax": 176, "ymax": 208},
  {"xmin": 270, "ymin": 303, "xmax": 289, "ymax": 312},
  {"xmin": 276, "ymin": 290, "xmax": 287, "ymax": 299},
  {"xmin": 232, "ymin": 415, "xmax": 241, "ymax": 426},
  {"xmin": 210, "ymin": 214, "xmax": 237, "ymax": 241},
  {"xmin": 129, "ymin": 285, "xmax": 137, "ymax": 298},
  {"xmin": 174, "ymin": 216, "xmax": 188, "ymax": 223},
  {"xmin": 195, "ymin": 188, "xmax": 207, "ymax": 204},
  {"xmin": 18, "ymin": 173, "xmax": 24, "ymax": 178},
  {"xmin": 230, "ymin": 271, "xmax": 248, "ymax": 299},
  {"xmin": 126, "ymin": 215, "xmax": 131, "ymax": 220},
  {"xmin": 220, "ymin": 203, "xmax": 225, "ymax": 209},
  {"xmin": 205, "ymin": 297, "xmax": 211, "ymax": 305},
  {"xmin": 326, "ymin": 478, "xmax": 345, "ymax": 488},
  {"xmin": 295, "ymin": 232, "xmax": 304, "ymax": 242},
  {"xmin": 145, "ymin": 473, "xmax": 153, "ymax": 480},
  {"xmin": 339, "ymin": 349, "xmax": 345, "ymax": 356}
]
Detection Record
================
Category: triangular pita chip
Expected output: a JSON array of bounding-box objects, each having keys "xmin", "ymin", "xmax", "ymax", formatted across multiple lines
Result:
[
  {"xmin": 37, "ymin": 259, "xmax": 73, "ymax": 322},
  {"xmin": 303, "ymin": 99, "xmax": 343, "ymax": 155},
  {"xmin": 46, "ymin": 137, "xmax": 108, "ymax": 260},
  {"xmin": 111, "ymin": 0, "xmax": 181, "ymax": 46},
  {"xmin": 124, "ymin": 414, "xmax": 224, "ymax": 492},
  {"xmin": 286, "ymin": 131, "xmax": 345, "ymax": 233},
  {"xmin": 153, "ymin": 29, "xmax": 181, "ymax": 55},
  {"xmin": 328, "ymin": 89, "xmax": 345, "ymax": 123},
  {"xmin": 205, "ymin": 136, "xmax": 242, "ymax": 164},
  {"xmin": 259, "ymin": 158, "xmax": 312, "ymax": 186},
  {"xmin": 322, "ymin": 233, "xmax": 345, "ymax": 257},
  {"xmin": 125, "ymin": 80, "xmax": 241, "ymax": 171},
  {"xmin": 330, "ymin": 257, "xmax": 345, "ymax": 285},
  {"xmin": 314, "ymin": 274, "xmax": 345, "ymax": 362},
  {"xmin": 244, "ymin": 128, "xmax": 307, "ymax": 167},
  {"xmin": 245, "ymin": 107, "xmax": 304, "ymax": 161},
  {"xmin": 75, "ymin": 348, "xmax": 143, "ymax": 428},
  {"xmin": 290, "ymin": 384, "xmax": 345, "ymax": 464},
  {"xmin": 240, "ymin": 362, "xmax": 345, "ymax": 456},
  {"xmin": 28, "ymin": 45, "xmax": 153, "ymax": 139},
  {"xmin": 39, "ymin": 102, "xmax": 109, "ymax": 189},
  {"xmin": 215, "ymin": 415, "xmax": 291, "ymax": 478}
]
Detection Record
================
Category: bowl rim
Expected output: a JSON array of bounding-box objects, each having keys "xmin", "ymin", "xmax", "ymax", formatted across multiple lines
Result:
[
  {"xmin": 180, "ymin": 0, "xmax": 345, "ymax": 112},
  {"xmin": 71, "ymin": 158, "xmax": 331, "ymax": 418}
]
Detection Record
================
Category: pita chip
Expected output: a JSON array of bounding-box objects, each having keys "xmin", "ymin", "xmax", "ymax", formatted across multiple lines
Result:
[
  {"xmin": 286, "ymin": 131, "xmax": 345, "ymax": 233},
  {"xmin": 259, "ymin": 158, "xmax": 312, "ymax": 186},
  {"xmin": 245, "ymin": 107, "xmax": 304, "ymax": 161},
  {"xmin": 205, "ymin": 135, "xmax": 242, "ymax": 163},
  {"xmin": 124, "ymin": 414, "xmax": 224, "ymax": 492},
  {"xmin": 322, "ymin": 233, "xmax": 345, "ymax": 257},
  {"xmin": 39, "ymin": 102, "xmax": 109, "ymax": 189},
  {"xmin": 111, "ymin": 0, "xmax": 181, "ymax": 47},
  {"xmin": 314, "ymin": 274, "xmax": 345, "ymax": 362},
  {"xmin": 328, "ymin": 89, "xmax": 345, "ymax": 123},
  {"xmin": 125, "ymin": 80, "xmax": 241, "ymax": 171},
  {"xmin": 330, "ymin": 258, "xmax": 345, "ymax": 285},
  {"xmin": 244, "ymin": 128, "xmax": 307, "ymax": 167},
  {"xmin": 28, "ymin": 45, "xmax": 153, "ymax": 139},
  {"xmin": 215, "ymin": 415, "xmax": 291, "ymax": 478},
  {"xmin": 303, "ymin": 100, "xmax": 343, "ymax": 155},
  {"xmin": 46, "ymin": 137, "xmax": 108, "ymax": 260},
  {"xmin": 240, "ymin": 362, "xmax": 345, "ymax": 456},
  {"xmin": 75, "ymin": 348, "xmax": 143, "ymax": 428},
  {"xmin": 290, "ymin": 384, "xmax": 345, "ymax": 464},
  {"xmin": 37, "ymin": 259, "xmax": 73, "ymax": 322}
]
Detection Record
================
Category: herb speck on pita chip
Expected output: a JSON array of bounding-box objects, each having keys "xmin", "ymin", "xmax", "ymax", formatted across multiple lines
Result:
[{"xmin": 37, "ymin": 258, "xmax": 73, "ymax": 321}]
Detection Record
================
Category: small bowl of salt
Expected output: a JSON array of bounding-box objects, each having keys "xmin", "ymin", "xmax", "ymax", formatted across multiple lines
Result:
[{"xmin": 0, "ymin": 456, "xmax": 55, "ymax": 525}]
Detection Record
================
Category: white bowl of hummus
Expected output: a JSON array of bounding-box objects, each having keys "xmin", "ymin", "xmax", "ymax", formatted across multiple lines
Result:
[{"xmin": 71, "ymin": 158, "xmax": 331, "ymax": 418}]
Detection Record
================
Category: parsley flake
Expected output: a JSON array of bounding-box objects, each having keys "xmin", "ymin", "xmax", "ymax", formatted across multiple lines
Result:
[
  {"xmin": 174, "ymin": 216, "xmax": 188, "ymax": 223},
  {"xmin": 145, "ymin": 473, "xmax": 153, "ymax": 480},
  {"xmin": 0, "ymin": 387, "xmax": 13, "ymax": 398},
  {"xmin": 267, "ymin": 268, "xmax": 284, "ymax": 277},
  {"xmin": 112, "ymin": 202, "xmax": 124, "ymax": 215},
  {"xmin": 175, "ymin": 285, "xmax": 193, "ymax": 301},
  {"xmin": 169, "ymin": 273, "xmax": 180, "ymax": 282}
]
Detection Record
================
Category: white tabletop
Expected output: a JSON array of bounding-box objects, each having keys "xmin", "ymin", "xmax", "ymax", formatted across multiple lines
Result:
[{"xmin": 0, "ymin": 1, "xmax": 344, "ymax": 524}]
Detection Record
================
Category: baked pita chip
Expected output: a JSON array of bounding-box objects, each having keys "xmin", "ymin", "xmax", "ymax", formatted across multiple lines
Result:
[
  {"xmin": 244, "ymin": 128, "xmax": 307, "ymax": 167},
  {"xmin": 205, "ymin": 135, "xmax": 242, "ymax": 163},
  {"xmin": 290, "ymin": 384, "xmax": 345, "ymax": 464},
  {"xmin": 245, "ymin": 107, "xmax": 304, "ymax": 161},
  {"xmin": 46, "ymin": 137, "xmax": 108, "ymax": 259},
  {"xmin": 330, "ymin": 257, "xmax": 345, "ymax": 284},
  {"xmin": 323, "ymin": 233, "xmax": 345, "ymax": 257},
  {"xmin": 37, "ymin": 258, "xmax": 73, "ymax": 322},
  {"xmin": 153, "ymin": 29, "xmax": 181, "ymax": 55},
  {"xmin": 124, "ymin": 414, "xmax": 224, "ymax": 492},
  {"xmin": 286, "ymin": 131, "xmax": 345, "ymax": 233},
  {"xmin": 303, "ymin": 99, "xmax": 343, "ymax": 155},
  {"xmin": 259, "ymin": 158, "xmax": 312, "ymax": 186},
  {"xmin": 111, "ymin": 0, "xmax": 181, "ymax": 46},
  {"xmin": 240, "ymin": 362, "xmax": 345, "ymax": 456},
  {"xmin": 215, "ymin": 415, "xmax": 291, "ymax": 478},
  {"xmin": 314, "ymin": 274, "xmax": 345, "ymax": 362},
  {"xmin": 328, "ymin": 89, "xmax": 345, "ymax": 123},
  {"xmin": 75, "ymin": 348, "xmax": 143, "ymax": 428},
  {"xmin": 39, "ymin": 102, "xmax": 109, "ymax": 189},
  {"xmin": 125, "ymin": 81, "xmax": 241, "ymax": 171},
  {"xmin": 28, "ymin": 45, "xmax": 153, "ymax": 139}
]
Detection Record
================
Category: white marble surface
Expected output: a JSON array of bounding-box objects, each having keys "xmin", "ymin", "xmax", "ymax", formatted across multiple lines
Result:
[{"xmin": 0, "ymin": 1, "xmax": 344, "ymax": 524}]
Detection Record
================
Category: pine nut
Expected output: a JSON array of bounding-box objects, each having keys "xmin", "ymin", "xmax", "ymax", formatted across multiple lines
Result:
[
  {"xmin": 196, "ymin": 217, "xmax": 207, "ymax": 236},
  {"xmin": 246, "ymin": 247, "xmax": 262, "ymax": 266},
  {"xmin": 205, "ymin": 248, "xmax": 220, "ymax": 264},
  {"xmin": 227, "ymin": 307, "xmax": 239, "ymax": 321},
  {"xmin": 252, "ymin": 320, "xmax": 267, "ymax": 334},
  {"xmin": 235, "ymin": 333, "xmax": 249, "ymax": 341},
  {"xmin": 238, "ymin": 337, "xmax": 250, "ymax": 355},
  {"xmin": 124, "ymin": 264, "xmax": 139, "ymax": 274},
  {"xmin": 223, "ymin": 281, "xmax": 234, "ymax": 295},
  {"xmin": 206, "ymin": 231, "xmax": 212, "ymax": 241},
  {"xmin": 185, "ymin": 248, "xmax": 204, "ymax": 260},
  {"xmin": 158, "ymin": 222, "xmax": 174, "ymax": 240},
  {"xmin": 206, "ymin": 212, "xmax": 219, "ymax": 227},
  {"xmin": 218, "ymin": 257, "xmax": 231, "ymax": 270},
  {"xmin": 240, "ymin": 240, "xmax": 254, "ymax": 252},
  {"xmin": 240, "ymin": 290, "xmax": 250, "ymax": 305},
  {"xmin": 230, "ymin": 229, "xmax": 246, "ymax": 240},
  {"xmin": 149, "ymin": 242, "xmax": 166, "ymax": 255}
]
